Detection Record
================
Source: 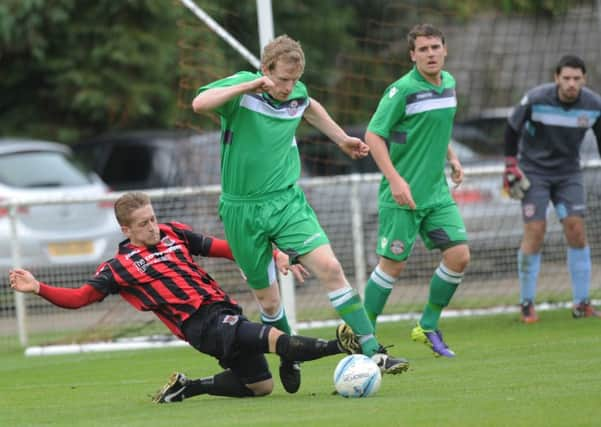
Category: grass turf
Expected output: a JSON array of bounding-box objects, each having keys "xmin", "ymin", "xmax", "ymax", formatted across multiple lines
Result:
[{"xmin": 1, "ymin": 309, "xmax": 599, "ymax": 427}]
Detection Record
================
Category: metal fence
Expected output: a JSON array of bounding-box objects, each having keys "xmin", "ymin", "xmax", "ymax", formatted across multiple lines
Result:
[{"xmin": 2, "ymin": 163, "xmax": 601, "ymax": 351}]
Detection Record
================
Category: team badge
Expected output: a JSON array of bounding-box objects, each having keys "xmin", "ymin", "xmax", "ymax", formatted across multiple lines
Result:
[
  {"xmin": 390, "ymin": 240, "xmax": 405, "ymax": 255},
  {"xmin": 523, "ymin": 203, "xmax": 536, "ymax": 218},
  {"xmin": 577, "ymin": 115, "xmax": 589, "ymax": 127},
  {"xmin": 288, "ymin": 100, "xmax": 299, "ymax": 116},
  {"xmin": 161, "ymin": 237, "xmax": 174, "ymax": 246},
  {"xmin": 222, "ymin": 315, "xmax": 240, "ymax": 326},
  {"xmin": 134, "ymin": 258, "xmax": 148, "ymax": 273}
]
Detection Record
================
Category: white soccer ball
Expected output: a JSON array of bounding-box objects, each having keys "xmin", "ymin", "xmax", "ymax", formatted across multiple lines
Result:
[{"xmin": 333, "ymin": 354, "xmax": 382, "ymax": 398}]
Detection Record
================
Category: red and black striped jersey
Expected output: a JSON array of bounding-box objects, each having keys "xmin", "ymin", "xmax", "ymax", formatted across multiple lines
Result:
[{"xmin": 87, "ymin": 222, "xmax": 237, "ymax": 339}]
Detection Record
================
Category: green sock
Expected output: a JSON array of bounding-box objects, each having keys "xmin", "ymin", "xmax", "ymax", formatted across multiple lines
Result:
[
  {"xmin": 419, "ymin": 263, "xmax": 462, "ymax": 330},
  {"xmin": 420, "ymin": 302, "xmax": 443, "ymax": 331},
  {"xmin": 364, "ymin": 266, "xmax": 395, "ymax": 329},
  {"xmin": 261, "ymin": 305, "xmax": 292, "ymax": 335},
  {"xmin": 329, "ymin": 286, "xmax": 380, "ymax": 356}
]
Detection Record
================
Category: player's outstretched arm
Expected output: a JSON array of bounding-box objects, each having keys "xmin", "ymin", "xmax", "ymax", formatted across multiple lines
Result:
[
  {"xmin": 9, "ymin": 268, "xmax": 105, "ymax": 309},
  {"xmin": 192, "ymin": 76, "xmax": 275, "ymax": 112},
  {"xmin": 303, "ymin": 98, "xmax": 369, "ymax": 160}
]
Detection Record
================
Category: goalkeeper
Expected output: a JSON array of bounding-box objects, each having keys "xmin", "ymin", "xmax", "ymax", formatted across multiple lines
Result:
[{"xmin": 503, "ymin": 55, "xmax": 601, "ymax": 323}]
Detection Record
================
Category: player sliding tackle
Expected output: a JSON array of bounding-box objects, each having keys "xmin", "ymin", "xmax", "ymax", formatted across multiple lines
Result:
[{"xmin": 9, "ymin": 192, "xmax": 364, "ymax": 402}]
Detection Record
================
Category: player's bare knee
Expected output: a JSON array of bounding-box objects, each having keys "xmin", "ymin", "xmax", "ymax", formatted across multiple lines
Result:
[
  {"xmin": 563, "ymin": 222, "xmax": 586, "ymax": 246},
  {"xmin": 314, "ymin": 257, "xmax": 345, "ymax": 285},
  {"xmin": 443, "ymin": 244, "xmax": 470, "ymax": 272},
  {"xmin": 456, "ymin": 247, "xmax": 470, "ymax": 271},
  {"xmin": 254, "ymin": 289, "xmax": 281, "ymax": 315},
  {"xmin": 379, "ymin": 257, "xmax": 405, "ymax": 277},
  {"xmin": 258, "ymin": 300, "xmax": 281, "ymax": 316}
]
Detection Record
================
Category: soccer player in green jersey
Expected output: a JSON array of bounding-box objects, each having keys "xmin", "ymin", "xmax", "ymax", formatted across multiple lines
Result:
[
  {"xmin": 363, "ymin": 24, "xmax": 470, "ymax": 358},
  {"xmin": 192, "ymin": 35, "xmax": 409, "ymax": 392}
]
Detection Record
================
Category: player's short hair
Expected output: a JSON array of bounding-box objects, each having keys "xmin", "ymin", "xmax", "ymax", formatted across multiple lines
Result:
[
  {"xmin": 407, "ymin": 24, "xmax": 445, "ymax": 51},
  {"xmin": 114, "ymin": 192, "xmax": 151, "ymax": 226},
  {"xmin": 555, "ymin": 55, "xmax": 586, "ymax": 75},
  {"xmin": 261, "ymin": 35, "xmax": 305, "ymax": 73}
]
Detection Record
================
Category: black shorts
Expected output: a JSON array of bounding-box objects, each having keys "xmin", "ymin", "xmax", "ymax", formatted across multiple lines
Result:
[{"xmin": 182, "ymin": 302, "xmax": 271, "ymax": 385}]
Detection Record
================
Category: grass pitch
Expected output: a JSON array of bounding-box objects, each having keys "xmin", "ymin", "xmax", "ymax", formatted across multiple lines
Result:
[{"xmin": 1, "ymin": 310, "xmax": 600, "ymax": 427}]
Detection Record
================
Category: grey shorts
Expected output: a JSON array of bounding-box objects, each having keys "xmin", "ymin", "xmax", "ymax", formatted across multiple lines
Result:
[{"xmin": 521, "ymin": 172, "xmax": 586, "ymax": 222}]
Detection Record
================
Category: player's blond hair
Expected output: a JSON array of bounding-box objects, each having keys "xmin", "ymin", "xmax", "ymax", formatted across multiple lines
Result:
[
  {"xmin": 114, "ymin": 192, "xmax": 151, "ymax": 226},
  {"xmin": 407, "ymin": 23, "xmax": 445, "ymax": 51},
  {"xmin": 261, "ymin": 35, "xmax": 305, "ymax": 73}
]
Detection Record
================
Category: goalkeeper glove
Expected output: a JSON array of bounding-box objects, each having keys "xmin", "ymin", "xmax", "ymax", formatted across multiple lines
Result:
[{"xmin": 503, "ymin": 156, "xmax": 530, "ymax": 199}]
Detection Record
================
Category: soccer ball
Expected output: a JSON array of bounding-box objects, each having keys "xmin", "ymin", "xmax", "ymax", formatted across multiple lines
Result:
[{"xmin": 333, "ymin": 354, "xmax": 382, "ymax": 398}]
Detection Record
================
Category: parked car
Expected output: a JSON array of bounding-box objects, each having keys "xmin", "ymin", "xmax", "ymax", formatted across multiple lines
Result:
[
  {"xmin": 0, "ymin": 138, "xmax": 122, "ymax": 268},
  {"xmin": 73, "ymin": 130, "xmax": 221, "ymax": 190},
  {"xmin": 73, "ymin": 130, "xmax": 223, "ymax": 234}
]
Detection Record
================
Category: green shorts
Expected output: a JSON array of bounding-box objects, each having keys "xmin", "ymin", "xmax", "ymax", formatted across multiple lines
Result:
[
  {"xmin": 219, "ymin": 185, "xmax": 329, "ymax": 289},
  {"xmin": 376, "ymin": 200, "xmax": 468, "ymax": 262}
]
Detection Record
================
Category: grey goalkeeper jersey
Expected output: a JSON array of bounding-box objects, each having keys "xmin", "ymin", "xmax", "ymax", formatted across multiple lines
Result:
[{"xmin": 508, "ymin": 83, "xmax": 601, "ymax": 175}]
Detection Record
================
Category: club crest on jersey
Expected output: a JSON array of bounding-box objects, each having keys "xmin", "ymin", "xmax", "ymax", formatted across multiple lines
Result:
[
  {"xmin": 390, "ymin": 240, "xmax": 405, "ymax": 255},
  {"xmin": 577, "ymin": 115, "xmax": 589, "ymax": 127},
  {"xmin": 288, "ymin": 100, "xmax": 299, "ymax": 116},
  {"xmin": 161, "ymin": 236, "xmax": 175, "ymax": 246},
  {"xmin": 134, "ymin": 258, "xmax": 148, "ymax": 273},
  {"xmin": 222, "ymin": 315, "xmax": 240, "ymax": 326}
]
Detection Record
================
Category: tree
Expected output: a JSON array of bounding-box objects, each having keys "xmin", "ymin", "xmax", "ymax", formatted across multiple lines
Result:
[{"xmin": 0, "ymin": 0, "xmax": 182, "ymax": 142}]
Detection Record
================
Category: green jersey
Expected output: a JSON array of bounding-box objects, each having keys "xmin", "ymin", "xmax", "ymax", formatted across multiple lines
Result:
[
  {"xmin": 198, "ymin": 71, "xmax": 309, "ymax": 197},
  {"xmin": 367, "ymin": 66, "xmax": 457, "ymax": 209}
]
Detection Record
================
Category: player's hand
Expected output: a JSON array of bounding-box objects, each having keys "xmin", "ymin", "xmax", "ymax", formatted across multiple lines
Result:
[
  {"xmin": 449, "ymin": 158, "xmax": 464, "ymax": 188},
  {"xmin": 389, "ymin": 174, "xmax": 416, "ymax": 209},
  {"xmin": 275, "ymin": 250, "xmax": 310, "ymax": 283},
  {"xmin": 503, "ymin": 156, "xmax": 530, "ymax": 199},
  {"xmin": 247, "ymin": 76, "xmax": 275, "ymax": 94},
  {"xmin": 9, "ymin": 269, "xmax": 40, "ymax": 294},
  {"xmin": 337, "ymin": 136, "xmax": 369, "ymax": 160}
]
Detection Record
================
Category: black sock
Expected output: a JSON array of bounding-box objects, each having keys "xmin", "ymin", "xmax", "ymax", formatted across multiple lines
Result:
[
  {"xmin": 185, "ymin": 370, "xmax": 254, "ymax": 398},
  {"xmin": 275, "ymin": 335, "xmax": 342, "ymax": 362}
]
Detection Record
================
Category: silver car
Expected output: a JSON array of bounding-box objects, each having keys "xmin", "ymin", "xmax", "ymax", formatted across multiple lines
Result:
[{"xmin": 0, "ymin": 139, "xmax": 122, "ymax": 268}]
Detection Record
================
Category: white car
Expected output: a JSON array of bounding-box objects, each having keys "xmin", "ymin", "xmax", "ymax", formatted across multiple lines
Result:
[{"xmin": 0, "ymin": 139, "xmax": 122, "ymax": 268}]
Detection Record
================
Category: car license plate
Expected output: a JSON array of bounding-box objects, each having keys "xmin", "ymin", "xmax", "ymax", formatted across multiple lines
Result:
[{"xmin": 47, "ymin": 241, "xmax": 94, "ymax": 256}]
